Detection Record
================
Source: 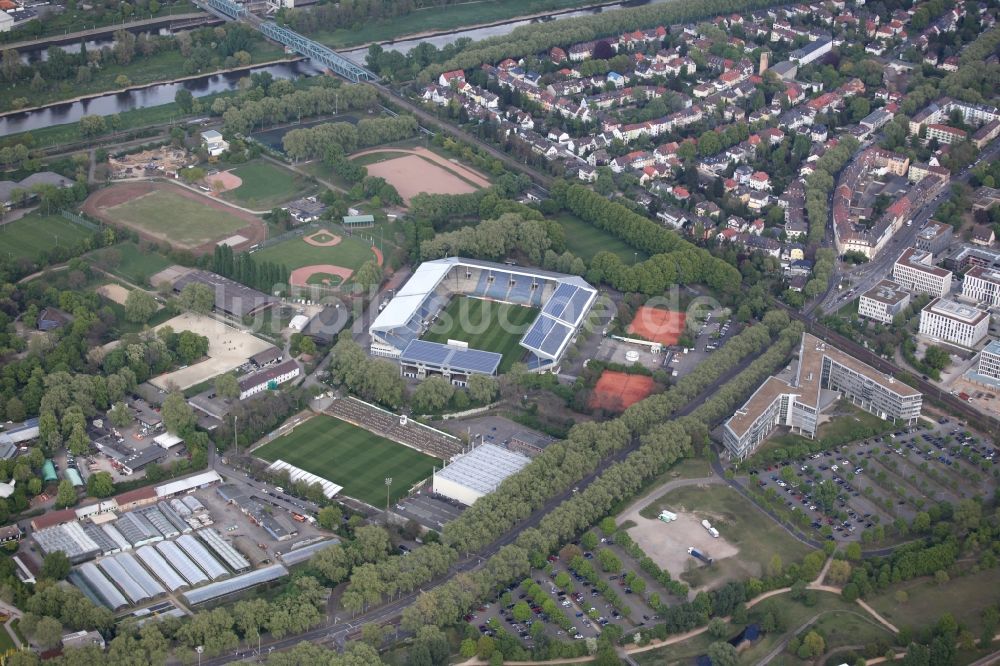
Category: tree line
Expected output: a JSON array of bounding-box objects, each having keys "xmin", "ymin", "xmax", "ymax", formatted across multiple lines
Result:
[
  {"xmin": 551, "ymin": 181, "xmax": 742, "ymax": 294},
  {"xmin": 282, "ymin": 116, "xmax": 419, "ymax": 161},
  {"xmin": 220, "ymin": 82, "xmax": 378, "ymax": 136},
  {"xmin": 805, "ymin": 135, "xmax": 859, "ymax": 246},
  {"xmin": 210, "ymin": 244, "xmax": 290, "ymax": 294},
  {"xmin": 419, "ymin": 212, "xmax": 554, "ymax": 265},
  {"xmin": 418, "ymin": 0, "xmax": 792, "ymax": 82}
]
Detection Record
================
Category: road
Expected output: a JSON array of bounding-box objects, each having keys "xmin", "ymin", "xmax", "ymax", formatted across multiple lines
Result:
[
  {"xmin": 817, "ymin": 137, "xmax": 1000, "ymax": 316},
  {"xmin": 0, "ymin": 11, "xmax": 217, "ymax": 52},
  {"xmin": 201, "ymin": 336, "xmax": 770, "ymax": 664}
]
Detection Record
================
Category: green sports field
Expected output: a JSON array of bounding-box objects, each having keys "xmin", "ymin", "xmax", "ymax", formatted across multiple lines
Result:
[
  {"xmin": 1, "ymin": 212, "xmax": 94, "ymax": 261},
  {"xmin": 422, "ymin": 296, "xmax": 536, "ymax": 373},
  {"xmin": 555, "ymin": 213, "xmax": 646, "ymax": 264},
  {"xmin": 221, "ymin": 160, "xmax": 313, "ymax": 210},
  {"xmin": 102, "ymin": 189, "xmax": 248, "ymax": 247},
  {"xmin": 254, "ymin": 415, "xmax": 439, "ymax": 506},
  {"xmin": 249, "ymin": 229, "xmax": 376, "ymax": 271}
]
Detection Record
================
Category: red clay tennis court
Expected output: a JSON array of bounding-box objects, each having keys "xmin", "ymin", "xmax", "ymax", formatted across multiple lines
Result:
[
  {"xmin": 589, "ymin": 370, "xmax": 654, "ymax": 412},
  {"xmin": 627, "ymin": 306, "xmax": 686, "ymax": 346}
]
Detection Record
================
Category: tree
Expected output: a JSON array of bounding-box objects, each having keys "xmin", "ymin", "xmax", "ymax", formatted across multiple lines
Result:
[
  {"xmin": 124, "ymin": 290, "xmax": 158, "ymax": 323},
  {"xmin": 32, "ymin": 616, "xmax": 64, "ymax": 650},
  {"xmin": 707, "ymin": 617, "xmax": 729, "ymax": 638},
  {"xmin": 214, "ymin": 373, "xmax": 240, "ymax": 400},
  {"xmin": 175, "ymin": 88, "xmax": 194, "ymax": 113},
  {"xmin": 108, "ymin": 401, "xmax": 132, "ymax": 428},
  {"xmin": 801, "ymin": 630, "xmax": 825, "ymax": 657},
  {"xmin": 162, "ymin": 392, "xmax": 196, "ymax": 434},
  {"xmin": 317, "ymin": 505, "xmax": 342, "ymax": 531},
  {"xmin": 467, "ymin": 374, "xmax": 499, "ymax": 404},
  {"xmin": 707, "ymin": 641, "xmax": 739, "ymax": 666},
  {"xmin": 513, "ymin": 602, "xmax": 532, "ymax": 623},
  {"xmin": 86, "ymin": 471, "xmax": 114, "ymax": 498},
  {"xmin": 411, "ymin": 376, "xmax": 454, "ymax": 414},
  {"xmin": 827, "ymin": 559, "xmax": 852, "ymax": 585},
  {"xmin": 923, "ymin": 346, "xmax": 950, "ymax": 371},
  {"xmin": 354, "ymin": 260, "xmax": 383, "ymax": 292},
  {"xmin": 41, "ymin": 551, "xmax": 71, "ymax": 580},
  {"xmin": 177, "ymin": 282, "xmax": 214, "ymax": 313},
  {"xmin": 767, "ymin": 554, "xmax": 783, "ymax": 577},
  {"xmin": 55, "ymin": 479, "xmax": 78, "ymax": 508},
  {"xmin": 845, "ymin": 542, "xmax": 862, "ymax": 561},
  {"xmin": 934, "ymin": 569, "xmax": 950, "ymax": 585}
]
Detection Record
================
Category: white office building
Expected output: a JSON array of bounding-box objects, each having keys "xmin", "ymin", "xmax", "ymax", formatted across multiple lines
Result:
[
  {"xmin": 858, "ymin": 280, "xmax": 911, "ymax": 324},
  {"xmin": 918, "ymin": 298, "xmax": 991, "ymax": 348},
  {"xmin": 972, "ymin": 340, "xmax": 1000, "ymax": 385},
  {"xmin": 962, "ymin": 266, "xmax": 1000, "ymax": 308},
  {"xmin": 892, "ymin": 247, "xmax": 952, "ymax": 298}
]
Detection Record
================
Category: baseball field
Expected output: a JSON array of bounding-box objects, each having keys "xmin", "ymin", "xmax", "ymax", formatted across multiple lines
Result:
[
  {"xmin": 254, "ymin": 415, "xmax": 439, "ymax": 506},
  {"xmin": 421, "ymin": 296, "xmax": 536, "ymax": 373}
]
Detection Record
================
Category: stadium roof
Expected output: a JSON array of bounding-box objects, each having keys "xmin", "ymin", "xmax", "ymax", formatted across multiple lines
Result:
[
  {"xmin": 370, "ymin": 258, "xmax": 597, "ymax": 364},
  {"xmin": 434, "ymin": 443, "xmax": 530, "ymax": 496},
  {"xmin": 400, "ymin": 339, "xmax": 502, "ymax": 375},
  {"xmin": 266, "ymin": 460, "xmax": 343, "ymax": 498}
]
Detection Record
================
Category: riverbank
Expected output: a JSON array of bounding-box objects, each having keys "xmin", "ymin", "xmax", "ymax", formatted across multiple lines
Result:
[
  {"xmin": 1, "ymin": 10, "xmax": 214, "ymax": 52},
  {"xmin": 309, "ymin": 0, "xmax": 614, "ymax": 49},
  {"xmin": 1, "ymin": 39, "xmax": 291, "ymax": 115}
]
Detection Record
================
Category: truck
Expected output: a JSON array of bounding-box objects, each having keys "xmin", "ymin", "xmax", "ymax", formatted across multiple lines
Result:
[
  {"xmin": 701, "ymin": 519, "xmax": 713, "ymax": 532},
  {"xmin": 688, "ymin": 547, "xmax": 713, "ymax": 565},
  {"xmin": 708, "ymin": 527, "xmax": 720, "ymax": 538},
  {"xmin": 658, "ymin": 510, "xmax": 677, "ymax": 523}
]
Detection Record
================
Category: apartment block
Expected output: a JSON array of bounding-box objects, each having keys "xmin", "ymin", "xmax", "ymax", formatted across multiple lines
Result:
[
  {"xmin": 858, "ymin": 280, "xmax": 910, "ymax": 324},
  {"xmin": 723, "ymin": 334, "xmax": 922, "ymax": 460},
  {"xmin": 892, "ymin": 247, "xmax": 952, "ymax": 298},
  {"xmin": 962, "ymin": 266, "xmax": 1000, "ymax": 307},
  {"xmin": 919, "ymin": 297, "xmax": 991, "ymax": 348}
]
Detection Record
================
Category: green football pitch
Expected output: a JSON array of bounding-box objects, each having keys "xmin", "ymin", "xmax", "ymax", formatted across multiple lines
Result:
[
  {"xmin": 421, "ymin": 296, "xmax": 536, "ymax": 373},
  {"xmin": 254, "ymin": 415, "xmax": 439, "ymax": 506}
]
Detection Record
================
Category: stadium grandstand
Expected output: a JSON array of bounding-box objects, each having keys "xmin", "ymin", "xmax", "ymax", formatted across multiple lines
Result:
[
  {"xmin": 326, "ymin": 397, "xmax": 463, "ymax": 460},
  {"xmin": 369, "ymin": 257, "xmax": 597, "ymax": 377}
]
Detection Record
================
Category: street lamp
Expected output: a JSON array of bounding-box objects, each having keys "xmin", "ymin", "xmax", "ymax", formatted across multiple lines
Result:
[
  {"xmin": 196, "ymin": 646, "xmax": 204, "ymax": 666},
  {"xmin": 385, "ymin": 477, "xmax": 392, "ymax": 515}
]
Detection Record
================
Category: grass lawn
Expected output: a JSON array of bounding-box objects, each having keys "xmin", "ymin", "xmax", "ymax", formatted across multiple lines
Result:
[
  {"xmin": 87, "ymin": 241, "xmax": 173, "ymax": 285},
  {"xmin": 867, "ymin": 568, "xmax": 1000, "ymax": 636},
  {"xmin": 104, "ymin": 190, "xmax": 247, "ymax": 247},
  {"xmin": 301, "ymin": 160, "xmax": 356, "ymax": 192},
  {"xmin": 554, "ymin": 213, "xmax": 646, "ymax": 264},
  {"xmin": 312, "ymin": 0, "xmax": 603, "ymax": 48},
  {"xmin": 254, "ymin": 415, "xmax": 439, "ymax": 506},
  {"xmin": 640, "ymin": 485, "xmax": 814, "ymax": 588},
  {"xmin": 221, "ymin": 160, "xmax": 313, "ymax": 210},
  {"xmin": 250, "ymin": 228, "xmax": 376, "ymax": 271},
  {"xmin": 0, "ymin": 624, "xmax": 15, "ymax": 653},
  {"xmin": 421, "ymin": 296, "xmax": 536, "ymax": 373},
  {"xmin": 0, "ymin": 211, "xmax": 94, "ymax": 261}
]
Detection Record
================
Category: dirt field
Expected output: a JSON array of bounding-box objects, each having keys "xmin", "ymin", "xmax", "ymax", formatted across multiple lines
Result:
[
  {"xmin": 81, "ymin": 181, "xmax": 265, "ymax": 254},
  {"xmin": 289, "ymin": 264, "xmax": 355, "ymax": 288},
  {"xmin": 207, "ymin": 170, "xmax": 242, "ymax": 192},
  {"xmin": 625, "ymin": 507, "xmax": 738, "ymax": 577},
  {"xmin": 627, "ymin": 306, "xmax": 687, "ymax": 346},
  {"xmin": 589, "ymin": 370, "xmax": 654, "ymax": 411},
  {"xmin": 149, "ymin": 313, "xmax": 274, "ymax": 391},
  {"xmin": 96, "ymin": 283, "xmax": 131, "ymax": 306},
  {"xmin": 304, "ymin": 231, "xmax": 342, "ymax": 247},
  {"xmin": 355, "ymin": 147, "xmax": 489, "ymax": 204}
]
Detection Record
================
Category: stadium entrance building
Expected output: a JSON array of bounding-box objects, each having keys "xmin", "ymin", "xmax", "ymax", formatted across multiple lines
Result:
[{"xmin": 368, "ymin": 258, "xmax": 597, "ymax": 379}]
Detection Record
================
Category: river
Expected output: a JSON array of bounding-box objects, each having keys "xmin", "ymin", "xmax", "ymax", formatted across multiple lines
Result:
[
  {"xmin": 2, "ymin": 0, "xmax": 669, "ymax": 138},
  {"xmin": 0, "ymin": 60, "xmax": 323, "ymax": 137}
]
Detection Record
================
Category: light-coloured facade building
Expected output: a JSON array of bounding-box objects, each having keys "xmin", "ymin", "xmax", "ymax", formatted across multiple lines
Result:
[
  {"xmin": 970, "ymin": 340, "xmax": 1000, "ymax": 388},
  {"xmin": 238, "ymin": 359, "xmax": 300, "ymax": 400},
  {"xmin": 858, "ymin": 280, "xmax": 911, "ymax": 324},
  {"xmin": 919, "ymin": 298, "xmax": 990, "ymax": 348},
  {"xmin": 914, "ymin": 221, "xmax": 953, "ymax": 257},
  {"xmin": 723, "ymin": 334, "xmax": 922, "ymax": 460},
  {"xmin": 962, "ymin": 266, "xmax": 1000, "ymax": 307},
  {"xmin": 892, "ymin": 247, "xmax": 953, "ymax": 298}
]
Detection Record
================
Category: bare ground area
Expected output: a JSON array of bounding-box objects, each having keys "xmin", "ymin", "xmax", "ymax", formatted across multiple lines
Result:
[
  {"xmin": 625, "ymin": 510, "xmax": 739, "ymax": 576},
  {"xmin": 96, "ymin": 283, "xmax": 131, "ymax": 306},
  {"xmin": 149, "ymin": 313, "xmax": 273, "ymax": 391}
]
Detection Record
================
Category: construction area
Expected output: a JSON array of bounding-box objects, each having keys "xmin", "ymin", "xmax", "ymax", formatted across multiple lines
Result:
[{"xmin": 107, "ymin": 147, "xmax": 195, "ymax": 180}]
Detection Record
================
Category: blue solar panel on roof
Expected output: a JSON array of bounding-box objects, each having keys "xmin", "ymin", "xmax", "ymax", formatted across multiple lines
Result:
[
  {"xmin": 542, "ymin": 283, "xmax": 577, "ymax": 318},
  {"xmin": 540, "ymin": 321, "xmax": 572, "ymax": 356},
  {"xmin": 400, "ymin": 340, "xmax": 502, "ymax": 375},
  {"xmin": 564, "ymin": 289, "xmax": 593, "ymax": 324},
  {"xmin": 522, "ymin": 314, "xmax": 558, "ymax": 349}
]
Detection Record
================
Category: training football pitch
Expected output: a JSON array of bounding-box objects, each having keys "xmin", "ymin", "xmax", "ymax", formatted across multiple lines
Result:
[
  {"xmin": 254, "ymin": 415, "xmax": 439, "ymax": 506},
  {"xmin": 0, "ymin": 212, "xmax": 93, "ymax": 260},
  {"xmin": 421, "ymin": 296, "xmax": 536, "ymax": 373}
]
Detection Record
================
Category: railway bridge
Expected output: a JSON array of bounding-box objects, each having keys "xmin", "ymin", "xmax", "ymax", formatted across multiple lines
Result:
[{"xmin": 196, "ymin": 0, "xmax": 379, "ymax": 83}]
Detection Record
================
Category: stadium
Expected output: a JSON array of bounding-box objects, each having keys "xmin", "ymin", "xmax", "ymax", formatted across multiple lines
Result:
[{"xmin": 369, "ymin": 257, "xmax": 598, "ymax": 382}]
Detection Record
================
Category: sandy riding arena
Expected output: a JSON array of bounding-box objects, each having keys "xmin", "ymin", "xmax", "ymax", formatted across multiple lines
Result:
[
  {"xmin": 353, "ymin": 147, "xmax": 490, "ymax": 205},
  {"xmin": 290, "ymin": 264, "xmax": 355, "ymax": 288},
  {"xmin": 627, "ymin": 306, "xmax": 687, "ymax": 346},
  {"xmin": 589, "ymin": 370, "xmax": 654, "ymax": 412},
  {"xmin": 149, "ymin": 313, "xmax": 274, "ymax": 391},
  {"xmin": 206, "ymin": 170, "xmax": 243, "ymax": 193},
  {"xmin": 304, "ymin": 231, "xmax": 343, "ymax": 247},
  {"xmin": 96, "ymin": 284, "xmax": 131, "ymax": 306}
]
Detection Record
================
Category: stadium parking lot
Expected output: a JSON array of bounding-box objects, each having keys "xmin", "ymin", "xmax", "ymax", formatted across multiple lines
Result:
[
  {"xmin": 394, "ymin": 490, "xmax": 465, "ymax": 530},
  {"xmin": 665, "ymin": 317, "xmax": 740, "ymax": 379},
  {"xmin": 744, "ymin": 419, "xmax": 997, "ymax": 543}
]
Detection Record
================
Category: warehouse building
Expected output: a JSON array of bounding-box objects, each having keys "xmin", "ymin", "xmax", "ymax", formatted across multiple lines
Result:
[
  {"xmin": 723, "ymin": 333, "xmax": 922, "ymax": 460},
  {"xmin": 432, "ymin": 443, "xmax": 531, "ymax": 506}
]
